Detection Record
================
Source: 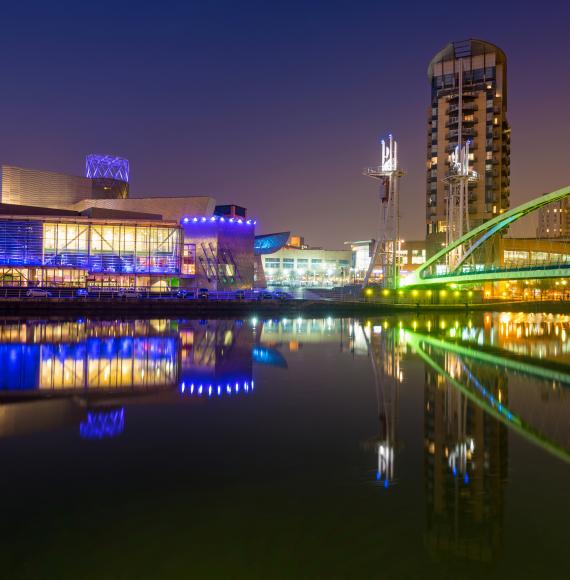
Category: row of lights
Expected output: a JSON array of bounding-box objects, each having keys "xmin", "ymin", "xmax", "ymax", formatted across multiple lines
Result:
[
  {"xmin": 365, "ymin": 288, "xmax": 474, "ymax": 298},
  {"xmin": 181, "ymin": 216, "xmax": 256, "ymax": 225},
  {"xmin": 179, "ymin": 380, "xmax": 254, "ymax": 397}
]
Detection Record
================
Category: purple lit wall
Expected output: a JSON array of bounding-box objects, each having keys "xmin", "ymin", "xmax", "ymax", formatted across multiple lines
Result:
[{"xmin": 181, "ymin": 217, "xmax": 255, "ymax": 290}]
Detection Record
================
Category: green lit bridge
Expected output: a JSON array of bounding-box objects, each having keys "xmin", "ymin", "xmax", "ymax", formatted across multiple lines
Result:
[{"xmin": 401, "ymin": 185, "xmax": 570, "ymax": 288}]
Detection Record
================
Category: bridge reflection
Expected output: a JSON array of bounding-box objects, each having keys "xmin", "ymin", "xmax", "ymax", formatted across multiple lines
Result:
[{"xmin": 361, "ymin": 314, "xmax": 570, "ymax": 562}]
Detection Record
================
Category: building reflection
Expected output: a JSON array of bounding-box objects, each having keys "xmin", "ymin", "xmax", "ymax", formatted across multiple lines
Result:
[{"xmin": 0, "ymin": 318, "xmax": 255, "ymax": 439}]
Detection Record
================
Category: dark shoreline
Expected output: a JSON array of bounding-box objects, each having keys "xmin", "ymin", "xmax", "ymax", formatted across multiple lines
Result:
[{"xmin": 0, "ymin": 297, "xmax": 568, "ymax": 318}]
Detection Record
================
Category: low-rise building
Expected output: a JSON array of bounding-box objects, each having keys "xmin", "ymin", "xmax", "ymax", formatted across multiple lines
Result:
[{"xmin": 261, "ymin": 235, "xmax": 352, "ymax": 287}]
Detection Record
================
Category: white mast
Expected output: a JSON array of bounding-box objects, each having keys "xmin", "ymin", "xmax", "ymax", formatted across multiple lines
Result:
[
  {"xmin": 444, "ymin": 60, "xmax": 478, "ymax": 270},
  {"xmin": 363, "ymin": 134, "xmax": 405, "ymax": 288}
]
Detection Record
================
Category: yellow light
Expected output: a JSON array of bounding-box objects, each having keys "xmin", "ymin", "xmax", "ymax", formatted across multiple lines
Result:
[
  {"xmin": 468, "ymin": 291, "xmax": 473, "ymax": 297},
  {"xmin": 365, "ymin": 288, "xmax": 373, "ymax": 296},
  {"xmin": 440, "ymin": 290, "xmax": 447, "ymax": 297},
  {"xmin": 412, "ymin": 290, "xmax": 418, "ymax": 297},
  {"xmin": 427, "ymin": 290, "xmax": 432, "ymax": 297},
  {"xmin": 382, "ymin": 289, "xmax": 390, "ymax": 296},
  {"xmin": 454, "ymin": 291, "xmax": 459, "ymax": 297}
]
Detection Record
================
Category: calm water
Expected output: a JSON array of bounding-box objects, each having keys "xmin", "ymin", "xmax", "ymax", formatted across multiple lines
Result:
[{"xmin": 1, "ymin": 313, "xmax": 570, "ymax": 579}]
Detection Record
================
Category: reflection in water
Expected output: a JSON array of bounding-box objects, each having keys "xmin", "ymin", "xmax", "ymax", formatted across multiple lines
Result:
[
  {"xmin": 361, "ymin": 314, "xmax": 570, "ymax": 563},
  {"xmin": 1, "ymin": 313, "xmax": 570, "ymax": 569},
  {"xmin": 0, "ymin": 318, "xmax": 255, "ymax": 439},
  {"xmin": 360, "ymin": 322, "xmax": 403, "ymax": 488},
  {"xmin": 80, "ymin": 408, "xmax": 125, "ymax": 440},
  {"xmin": 422, "ymin": 349, "xmax": 508, "ymax": 562}
]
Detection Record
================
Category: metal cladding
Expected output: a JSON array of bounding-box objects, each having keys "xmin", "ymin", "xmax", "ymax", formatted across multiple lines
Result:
[{"xmin": 0, "ymin": 164, "xmax": 129, "ymax": 208}]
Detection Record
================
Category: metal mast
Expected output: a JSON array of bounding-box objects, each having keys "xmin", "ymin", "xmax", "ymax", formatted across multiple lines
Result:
[
  {"xmin": 363, "ymin": 134, "xmax": 405, "ymax": 288},
  {"xmin": 443, "ymin": 60, "xmax": 478, "ymax": 270}
]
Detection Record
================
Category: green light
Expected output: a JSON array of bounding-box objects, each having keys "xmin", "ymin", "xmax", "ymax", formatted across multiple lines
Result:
[{"xmin": 400, "ymin": 184, "xmax": 570, "ymax": 289}]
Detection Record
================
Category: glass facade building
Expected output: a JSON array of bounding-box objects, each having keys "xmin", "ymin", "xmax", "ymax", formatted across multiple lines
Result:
[{"xmin": 0, "ymin": 216, "xmax": 182, "ymax": 288}]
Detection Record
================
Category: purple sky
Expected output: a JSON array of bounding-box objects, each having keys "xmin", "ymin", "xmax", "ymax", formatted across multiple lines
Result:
[{"xmin": 0, "ymin": 1, "xmax": 569, "ymax": 248}]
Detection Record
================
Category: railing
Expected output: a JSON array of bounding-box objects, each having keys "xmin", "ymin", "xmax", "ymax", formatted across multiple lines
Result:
[
  {"xmin": 0, "ymin": 286, "xmax": 366, "ymax": 303},
  {"xmin": 421, "ymin": 262, "xmax": 570, "ymax": 280}
]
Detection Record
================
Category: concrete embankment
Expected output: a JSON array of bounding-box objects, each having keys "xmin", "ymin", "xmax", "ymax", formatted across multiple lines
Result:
[{"xmin": 0, "ymin": 298, "xmax": 568, "ymax": 317}]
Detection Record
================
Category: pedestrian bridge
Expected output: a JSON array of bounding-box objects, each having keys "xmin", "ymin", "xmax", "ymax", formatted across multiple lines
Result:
[{"xmin": 401, "ymin": 185, "xmax": 570, "ymax": 288}]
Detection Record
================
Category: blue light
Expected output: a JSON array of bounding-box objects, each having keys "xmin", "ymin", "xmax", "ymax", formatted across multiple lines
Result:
[
  {"xmin": 85, "ymin": 154, "xmax": 129, "ymax": 182},
  {"xmin": 220, "ymin": 217, "xmax": 225, "ymax": 222},
  {"xmin": 210, "ymin": 216, "xmax": 217, "ymax": 222},
  {"xmin": 246, "ymin": 220, "xmax": 251, "ymax": 225},
  {"xmin": 201, "ymin": 217, "xmax": 207, "ymax": 223},
  {"xmin": 384, "ymin": 479, "xmax": 389, "ymax": 489},
  {"xmin": 183, "ymin": 217, "xmax": 189, "ymax": 223},
  {"xmin": 193, "ymin": 217, "xmax": 198, "ymax": 222},
  {"xmin": 80, "ymin": 408, "xmax": 125, "ymax": 440},
  {"xmin": 464, "ymin": 473, "xmax": 469, "ymax": 484},
  {"xmin": 452, "ymin": 466, "xmax": 457, "ymax": 477},
  {"xmin": 229, "ymin": 218, "xmax": 234, "ymax": 222},
  {"xmin": 237, "ymin": 219, "xmax": 243, "ymax": 224},
  {"xmin": 376, "ymin": 471, "xmax": 380, "ymax": 481}
]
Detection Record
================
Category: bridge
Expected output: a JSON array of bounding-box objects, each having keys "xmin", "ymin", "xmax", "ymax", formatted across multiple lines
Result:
[{"xmin": 401, "ymin": 185, "xmax": 570, "ymax": 288}]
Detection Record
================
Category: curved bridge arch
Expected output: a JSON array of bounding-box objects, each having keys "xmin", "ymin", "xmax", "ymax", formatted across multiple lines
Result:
[{"xmin": 401, "ymin": 185, "xmax": 570, "ymax": 287}]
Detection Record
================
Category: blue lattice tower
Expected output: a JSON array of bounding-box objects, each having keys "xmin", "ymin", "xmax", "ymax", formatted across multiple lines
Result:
[{"xmin": 85, "ymin": 154, "xmax": 130, "ymax": 199}]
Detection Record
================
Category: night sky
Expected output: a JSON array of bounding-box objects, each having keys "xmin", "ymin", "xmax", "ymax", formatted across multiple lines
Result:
[{"xmin": 1, "ymin": 1, "xmax": 569, "ymax": 248}]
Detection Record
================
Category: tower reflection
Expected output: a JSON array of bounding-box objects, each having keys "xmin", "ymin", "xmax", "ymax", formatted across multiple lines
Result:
[{"xmin": 423, "ymin": 358, "xmax": 508, "ymax": 562}]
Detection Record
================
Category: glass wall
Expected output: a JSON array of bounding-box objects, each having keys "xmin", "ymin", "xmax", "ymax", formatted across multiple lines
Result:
[{"xmin": 43, "ymin": 222, "xmax": 180, "ymax": 274}]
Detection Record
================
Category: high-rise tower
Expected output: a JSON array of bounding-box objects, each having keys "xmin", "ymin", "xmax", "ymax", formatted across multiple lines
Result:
[{"xmin": 426, "ymin": 39, "xmax": 510, "ymax": 256}]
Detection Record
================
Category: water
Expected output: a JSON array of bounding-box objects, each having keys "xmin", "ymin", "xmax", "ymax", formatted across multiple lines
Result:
[{"xmin": 1, "ymin": 313, "xmax": 570, "ymax": 579}]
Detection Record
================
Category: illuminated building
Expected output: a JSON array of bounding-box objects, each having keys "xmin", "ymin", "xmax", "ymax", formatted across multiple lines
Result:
[
  {"xmin": 181, "ymin": 216, "xmax": 256, "ymax": 290},
  {"xmin": 426, "ymin": 39, "xmax": 510, "ymax": 255},
  {"xmin": 0, "ymin": 155, "xmax": 257, "ymax": 290},
  {"xmin": 345, "ymin": 239, "xmax": 427, "ymax": 285},
  {"xmin": 253, "ymin": 231, "xmax": 290, "ymax": 288},
  {"xmin": 0, "ymin": 205, "xmax": 259, "ymax": 290},
  {"xmin": 0, "ymin": 205, "xmax": 182, "ymax": 289},
  {"xmin": 261, "ymin": 234, "xmax": 352, "ymax": 287},
  {"xmin": 537, "ymin": 193, "xmax": 570, "ymax": 238}
]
